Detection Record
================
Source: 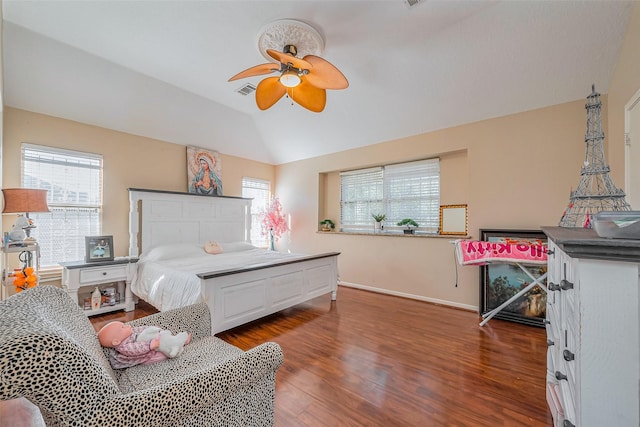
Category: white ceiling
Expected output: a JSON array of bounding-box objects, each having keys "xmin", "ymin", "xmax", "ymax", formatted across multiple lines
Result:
[{"xmin": 1, "ymin": 0, "xmax": 634, "ymax": 165}]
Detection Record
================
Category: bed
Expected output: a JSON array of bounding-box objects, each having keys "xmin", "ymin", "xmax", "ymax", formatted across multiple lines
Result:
[{"xmin": 128, "ymin": 188, "xmax": 339, "ymax": 334}]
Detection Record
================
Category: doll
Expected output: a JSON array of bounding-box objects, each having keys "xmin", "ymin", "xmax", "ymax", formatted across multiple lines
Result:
[{"xmin": 98, "ymin": 321, "xmax": 191, "ymax": 369}]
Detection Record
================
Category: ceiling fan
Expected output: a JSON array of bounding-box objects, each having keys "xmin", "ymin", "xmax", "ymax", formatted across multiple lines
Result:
[{"xmin": 228, "ymin": 20, "xmax": 348, "ymax": 113}]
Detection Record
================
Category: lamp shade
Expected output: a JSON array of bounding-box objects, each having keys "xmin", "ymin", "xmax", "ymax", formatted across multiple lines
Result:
[
  {"xmin": 2, "ymin": 188, "xmax": 50, "ymax": 214},
  {"xmin": 279, "ymin": 70, "xmax": 301, "ymax": 88}
]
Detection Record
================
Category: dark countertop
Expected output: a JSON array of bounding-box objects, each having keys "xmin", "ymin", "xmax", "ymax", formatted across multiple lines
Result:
[
  {"xmin": 59, "ymin": 257, "xmax": 139, "ymax": 269},
  {"xmin": 542, "ymin": 226, "xmax": 640, "ymax": 262}
]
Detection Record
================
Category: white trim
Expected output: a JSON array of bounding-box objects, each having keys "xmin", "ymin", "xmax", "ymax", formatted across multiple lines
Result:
[
  {"xmin": 624, "ymin": 88, "xmax": 640, "ymax": 199},
  {"xmin": 339, "ymin": 280, "xmax": 477, "ymax": 312},
  {"xmin": 22, "ymin": 142, "xmax": 102, "ymax": 160}
]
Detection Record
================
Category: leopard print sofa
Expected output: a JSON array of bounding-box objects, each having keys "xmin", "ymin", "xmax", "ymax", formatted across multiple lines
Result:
[{"xmin": 0, "ymin": 285, "xmax": 283, "ymax": 426}]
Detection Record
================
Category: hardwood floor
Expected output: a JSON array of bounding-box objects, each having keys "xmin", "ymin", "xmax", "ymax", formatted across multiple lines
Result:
[{"xmin": 1, "ymin": 286, "xmax": 552, "ymax": 426}]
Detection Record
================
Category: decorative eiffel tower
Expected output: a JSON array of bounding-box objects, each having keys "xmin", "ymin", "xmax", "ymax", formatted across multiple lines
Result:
[{"xmin": 559, "ymin": 85, "xmax": 630, "ymax": 228}]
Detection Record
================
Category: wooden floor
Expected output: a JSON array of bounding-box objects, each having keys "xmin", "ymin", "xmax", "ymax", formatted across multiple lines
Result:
[{"xmin": 1, "ymin": 286, "xmax": 552, "ymax": 426}]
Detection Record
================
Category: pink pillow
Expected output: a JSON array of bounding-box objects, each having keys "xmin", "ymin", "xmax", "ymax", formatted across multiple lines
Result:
[{"xmin": 204, "ymin": 241, "xmax": 223, "ymax": 255}]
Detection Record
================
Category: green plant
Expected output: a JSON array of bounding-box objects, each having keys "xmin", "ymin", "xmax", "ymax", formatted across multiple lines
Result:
[
  {"xmin": 372, "ymin": 213, "xmax": 386, "ymax": 222},
  {"xmin": 397, "ymin": 218, "xmax": 419, "ymax": 229},
  {"xmin": 320, "ymin": 219, "xmax": 335, "ymax": 229}
]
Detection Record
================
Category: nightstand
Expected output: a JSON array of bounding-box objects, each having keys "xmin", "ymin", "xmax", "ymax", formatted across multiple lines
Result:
[{"xmin": 60, "ymin": 258, "xmax": 138, "ymax": 316}]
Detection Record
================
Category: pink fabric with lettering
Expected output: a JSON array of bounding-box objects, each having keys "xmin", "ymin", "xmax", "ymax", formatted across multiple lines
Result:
[{"xmin": 455, "ymin": 240, "xmax": 548, "ymax": 265}]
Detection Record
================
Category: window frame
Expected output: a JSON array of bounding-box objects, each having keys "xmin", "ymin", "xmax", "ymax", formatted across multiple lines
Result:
[
  {"xmin": 21, "ymin": 143, "xmax": 103, "ymax": 267},
  {"xmin": 241, "ymin": 176, "xmax": 271, "ymax": 247}
]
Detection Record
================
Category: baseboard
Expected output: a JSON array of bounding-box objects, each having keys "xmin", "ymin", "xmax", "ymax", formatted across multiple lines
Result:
[{"xmin": 338, "ymin": 281, "xmax": 477, "ymax": 312}]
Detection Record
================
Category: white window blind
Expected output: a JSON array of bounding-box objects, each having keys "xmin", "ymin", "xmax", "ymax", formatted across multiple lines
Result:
[
  {"xmin": 340, "ymin": 159, "xmax": 440, "ymax": 233},
  {"xmin": 242, "ymin": 177, "xmax": 271, "ymax": 246},
  {"xmin": 340, "ymin": 167, "xmax": 383, "ymax": 232},
  {"xmin": 21, "ymin": 144, "xmax": 103, "ymax": 266}
]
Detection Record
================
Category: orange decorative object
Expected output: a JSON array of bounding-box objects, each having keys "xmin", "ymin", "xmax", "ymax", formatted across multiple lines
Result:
[{"xmin": 13, "ymin": 266, "xmax": 38, "ymax": 292}]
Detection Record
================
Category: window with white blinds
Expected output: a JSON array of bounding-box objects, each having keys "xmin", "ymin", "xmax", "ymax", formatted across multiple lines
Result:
[
  {"xmin": 242, "ymin": 177, "xmax": 271, "ymax": 246},
  {"xmin": 21, "ymin": 144, "xmax": 103, "ymax": 266},
  {"xmin": 340, "ymin": 159, "xmax": 440, "ymax": 233}
]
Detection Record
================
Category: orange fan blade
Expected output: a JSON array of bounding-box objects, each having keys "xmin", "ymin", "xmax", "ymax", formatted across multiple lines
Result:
[
  {"xmin": 228, "ymin": 63, "xmax": 279, "ymax": 82},
  {"xmin": 267, "ymin": 49, "xmax": 313, "ymax": 71},
  {"xmin": 287, "ymin": 79, "xmax": 326, "ymax": 113},
  {"xmin": 302, "ymin": 55, "xmax": 348, "ymax": 90},
  {"xmin": 255, "ymin": 76, "xmax": 287, "ymax": 110}
]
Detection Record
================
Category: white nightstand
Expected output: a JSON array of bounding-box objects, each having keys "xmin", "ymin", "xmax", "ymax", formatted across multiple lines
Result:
[{"xmin": 60, "ymin": 258, "xmax": 138, "ymax": 316}]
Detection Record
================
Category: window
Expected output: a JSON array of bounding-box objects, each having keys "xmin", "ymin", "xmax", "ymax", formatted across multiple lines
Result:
[
  {"xmin": 340, "ymin": 159, "xmax": 440, "ymax": 233},
  {"xmin": 242, "ymin": 177, "xmax": 271, "ymax": 246},
  {"xmin": 22, "ymin": 144, "xmax": 103, "ymax": 267}
]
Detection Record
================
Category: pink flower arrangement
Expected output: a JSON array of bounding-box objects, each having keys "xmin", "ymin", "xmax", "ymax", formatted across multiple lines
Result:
[{"xmin": 260, "ymin": 197, "xmax": 289, "ymax": 241}]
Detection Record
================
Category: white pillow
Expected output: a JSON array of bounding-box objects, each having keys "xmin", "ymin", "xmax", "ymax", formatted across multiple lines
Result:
[
  {"xmin": 140, "ymin": 243, "xmax": 205, "ymax": 262},
  {"xmin": 219, "ymin": 242, "xmax": 256, "ymax": 252}
]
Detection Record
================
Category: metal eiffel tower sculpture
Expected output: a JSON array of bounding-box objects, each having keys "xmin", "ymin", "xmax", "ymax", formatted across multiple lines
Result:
[{"xmin": 559, "ymin": 85, "xmax": 630, "ymax": 228}]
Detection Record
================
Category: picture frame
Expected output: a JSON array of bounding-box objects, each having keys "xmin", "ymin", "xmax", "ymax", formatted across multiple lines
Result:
[
  {"xmin": 478, "ymin": 229, "xmax": 547, "ymax": 327},
  {"xmin": 187, "ymin": 145, "xmax": 223, "ymax": 196},
  {"xmin": 439, "ymin": 204, "xmax": 468, "ymax": 235},
  {"xmin": 85, "ymin": 235, "xmax": 114, "ymax": 263}
]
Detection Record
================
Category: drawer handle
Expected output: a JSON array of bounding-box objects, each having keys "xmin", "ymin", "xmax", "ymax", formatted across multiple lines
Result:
[
  {"xmin": 563, "ymin": 420, "xmax": 575, "ymax": 427},
  {"xmin": 547, "ymin": 249, "xmax": 555, "ymax": 256},
  {"xmin": 555, "ymin": 371, "xmax": 568, "ymax": 381},
  {"xmin": 563, "ymin": 350, "xmax": 575, "ymax": 361},
  {"xmin": 102, "ymin": 272, "xmax": 107, "ymax": 276},
  {"xmin": 548, "ymin": 282, "xmax": 561, "ymax": 291},
  {"xmin": 547, "ymin": 339, "xmax": 554, "ymax": 347},
  {"xmin": 560, "ymin": 279, "xmax": 573, "ymax": 290}
]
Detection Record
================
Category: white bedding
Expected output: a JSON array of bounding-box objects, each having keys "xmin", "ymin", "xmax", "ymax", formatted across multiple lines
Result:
[{"xmin": 131, "ymin": 243, "xmax": 308, "ymax": 311}]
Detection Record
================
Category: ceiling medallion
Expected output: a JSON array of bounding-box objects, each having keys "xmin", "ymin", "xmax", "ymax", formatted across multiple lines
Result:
[{"xmin": 256, "ymin": 19, "xmax": 325, "ymax": 62}]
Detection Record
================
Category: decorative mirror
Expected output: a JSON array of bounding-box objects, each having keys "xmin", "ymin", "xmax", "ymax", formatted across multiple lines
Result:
[{"xmin": 439, "ymin": 204, "xmax": 468, "ymax": 235}]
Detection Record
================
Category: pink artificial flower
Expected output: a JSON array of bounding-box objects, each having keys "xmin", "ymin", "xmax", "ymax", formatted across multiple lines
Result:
[{"xmin": 260, "ymin": 197, "xmax": 289, "ymax": 241}]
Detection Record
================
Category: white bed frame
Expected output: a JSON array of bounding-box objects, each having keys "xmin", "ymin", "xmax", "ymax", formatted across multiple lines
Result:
[{"xmin": 128, "ymin": 188, "xmax": 339, "ymax": 334}]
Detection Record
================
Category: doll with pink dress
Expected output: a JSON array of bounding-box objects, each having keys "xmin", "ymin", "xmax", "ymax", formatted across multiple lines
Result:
[{"xmin": 98, "ymin": 321, "xmax": 191, "ymax": 369}]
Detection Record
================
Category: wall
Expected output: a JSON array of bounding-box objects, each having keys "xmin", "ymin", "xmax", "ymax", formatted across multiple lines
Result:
[
  {"xmin": 275, "ymin": 3, "xmax": 640, "ymax": 311},
  {"xmin": 608, "ymin": 2, "xmax": 640, "ymax": 195},
  {"xmin": 2, "ymin": 107, "xmax": 275, "ymax": 258},
  {"xmin": 275, "ymin": 98, "xmax": 595, "ymax": 310}
]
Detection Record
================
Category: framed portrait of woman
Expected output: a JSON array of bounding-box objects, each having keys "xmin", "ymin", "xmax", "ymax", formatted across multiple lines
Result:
[{"xmin": 187, "ymin": 146, "xmax": 223, "ymax": 196}]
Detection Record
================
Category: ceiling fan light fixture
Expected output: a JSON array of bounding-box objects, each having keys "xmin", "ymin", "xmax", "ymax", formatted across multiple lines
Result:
[{"xmin": 279, "ymin": 70, "xmax": 301, "ymax": 88}]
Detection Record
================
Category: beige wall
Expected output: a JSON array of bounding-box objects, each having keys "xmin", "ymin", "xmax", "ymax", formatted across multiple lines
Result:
[
  {"xmin": 2, "ymin": 107, "xmax": 275, "ymax": 257},
  {"xmin": 275, "ymin": 99, "xmax": 590, "ymax": 309},
  {"xmin": 274, "ymin": 2, "xmax": 640, "ymax": 310},
  {"xmin": 608, "ymin": 2, "xmax": 640, "ymax": 193}
]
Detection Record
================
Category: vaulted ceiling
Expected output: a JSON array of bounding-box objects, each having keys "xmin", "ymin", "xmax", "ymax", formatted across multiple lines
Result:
[{"xmin": 2, "ymin": 1, "xmax": 634, "ymax": 165}]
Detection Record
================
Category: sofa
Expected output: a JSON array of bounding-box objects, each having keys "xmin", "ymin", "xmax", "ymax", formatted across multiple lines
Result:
[{"xmin": 0, "ymin": 285, "xmax": 284, "ymax": 426}]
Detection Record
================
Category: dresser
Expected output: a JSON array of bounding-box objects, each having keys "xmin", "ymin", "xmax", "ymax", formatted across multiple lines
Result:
[{"xmin": 542, "ymin": 227, "xmax": 640, "ymax": 427}]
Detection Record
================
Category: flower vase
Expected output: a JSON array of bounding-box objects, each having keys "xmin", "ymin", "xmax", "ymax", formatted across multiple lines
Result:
[{"xmin": 269, "ymin": 230, "xmax": 275, "ymax": 251}]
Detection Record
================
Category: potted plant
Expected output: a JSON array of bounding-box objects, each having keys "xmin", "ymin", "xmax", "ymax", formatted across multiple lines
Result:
[
  {"xmin": 397, "ymin": 218, "xmax": 419, "ymax": 234},
  {"xmin": 320, "ymin": 219, "xmax": 336, "ymax": 232},
  {"xmin": 372, "ymin": 213, "xmax": 386, "ymax": 231}
]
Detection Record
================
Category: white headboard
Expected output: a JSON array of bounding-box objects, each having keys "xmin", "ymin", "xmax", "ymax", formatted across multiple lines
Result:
[{"xmin": 128, "ymin": 188, "xmax": 252, "ymax": 256}]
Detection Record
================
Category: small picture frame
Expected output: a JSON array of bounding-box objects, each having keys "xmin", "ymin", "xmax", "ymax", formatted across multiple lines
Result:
[
  {"xmin": 439, "ymin": 204, "xmax": 468, "ymax": 235},
  {"xmin": 85, "ymin": 235, "xmax": 114, "ymax": 263}
]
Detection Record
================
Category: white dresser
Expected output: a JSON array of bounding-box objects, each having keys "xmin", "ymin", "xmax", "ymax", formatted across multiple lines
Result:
[{"xmin": 543, "ymin": 227, "xmax": 640, "ymax": 427}]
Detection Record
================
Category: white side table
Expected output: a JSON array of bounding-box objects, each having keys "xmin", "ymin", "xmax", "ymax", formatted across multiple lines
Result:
[{"xmin": 60, "ymin": 258, "xmax": 138, "ymax": 316}]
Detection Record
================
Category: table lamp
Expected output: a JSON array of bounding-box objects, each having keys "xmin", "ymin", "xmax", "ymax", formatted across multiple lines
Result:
[{"xmin": 2, "ymin": 188, "xmax": 50, "ymax": 242}]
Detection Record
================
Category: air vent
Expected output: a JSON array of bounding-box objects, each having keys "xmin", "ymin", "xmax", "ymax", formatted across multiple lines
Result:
[
  {"xmin": 236, "ymin": 83, "xmax": 256, "ymax": 96},
  {"xmin": 403, "ymin": 0, "xmax": 425, "ymax": 8}
]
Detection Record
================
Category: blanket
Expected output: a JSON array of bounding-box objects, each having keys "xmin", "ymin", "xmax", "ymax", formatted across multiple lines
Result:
[{"xmin": 455, "ymin": 239, "xmax": 548, "ymax": 266}]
